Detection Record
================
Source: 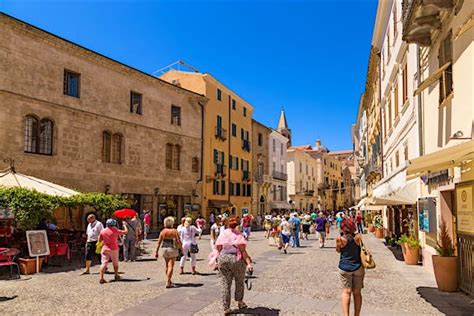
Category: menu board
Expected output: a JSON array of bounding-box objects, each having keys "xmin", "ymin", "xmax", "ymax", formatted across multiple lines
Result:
[
  {"xmin": 457, "ymin": 183, "xmax": 474, "ymax": 235},
  {"xmin": 26, "ymin": 230, "xmax": 50, "ymax": 257}
]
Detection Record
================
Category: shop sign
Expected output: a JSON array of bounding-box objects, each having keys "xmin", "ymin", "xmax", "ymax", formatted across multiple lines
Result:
[
  {"xmin": 456, "ymin": 184, "xmax": 474, "ymax": 235},
  {"xmin": 417, "ymin": 197, "xmax": 436, "ymax": 233},
  {"xmin": 0, "ymin": 207, "xmax": 14, "ymax": 219}
]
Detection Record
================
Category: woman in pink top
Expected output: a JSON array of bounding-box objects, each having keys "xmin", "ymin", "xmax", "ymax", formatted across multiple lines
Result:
[
  {"xmin": 209, "ymin": 216, "xmax": 253, "ymax": 314},
  {"xmin": 98, "ymin": 219, "xmax": 127, "ymax": 284}
]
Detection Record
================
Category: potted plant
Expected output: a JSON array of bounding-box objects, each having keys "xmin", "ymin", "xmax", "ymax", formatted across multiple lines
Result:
[
  {"xmin": 373, "ymin": 215, "xmax": 383, "ymax": 238},
  {"xmin": 19, "ymin": 257, "xmax": 43, "ymax": 275},
  {"xmin": 432, "ymin": 220, "xmax": 458, "ymax": 292},
  {"xmin": 397, "ymin": 235, "xmax": 420, "ymax": 265},
  {"xmin": 368, "ymin": 223, "xmax": 375, "ymax": 233}
]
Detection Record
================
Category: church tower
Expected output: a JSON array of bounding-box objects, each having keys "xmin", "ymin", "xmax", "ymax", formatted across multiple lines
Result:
[{"xmin": 277, "ymin": 109, "xmax": 291, "ymax": 147}]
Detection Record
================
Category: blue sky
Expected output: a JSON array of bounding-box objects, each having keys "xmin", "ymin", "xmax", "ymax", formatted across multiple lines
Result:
[{"xmin": 1, "ymin": 0, "xmax": 377, "ymax": 151}]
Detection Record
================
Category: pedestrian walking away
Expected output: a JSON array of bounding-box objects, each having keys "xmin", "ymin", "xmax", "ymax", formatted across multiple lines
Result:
[
  {"xmin": 279, "ymin": 216, "xmax": 292, "ymax": 254},
  {"xmin": 336, "ymin": 218, "xmax": 365, "ymax": 316},
  {"xmin": 356, "ymin": 211, "xmax": 363, "ymax": 234},
  {"xmin": 302, "ymin": 214, "xmax": 311, "ymax": 240},
  {"xmin": 178, "ymin": 217, "xmax": 201, "ymax": 275},
  {"xmin": 82, "ymin": 214, "xmax": 104, "ymax": 275},
  {"xmin": 98, "ymin": 219, "xmax": 127, "ymax": 284},
  {"xmin": 289, "ymin": 212, "xmax": 301, "ymax": 247},
  {"xmin": 210, "ymin": 215, "xmax": 222, "ymax": 251},
  {"xmin": 208, "ymin": 216, "xmax": 253, "ymax": 315},
  {"xmin": 241, "ymin": 213, "xmax": 252, "ymax": 240},
  {"xmin": 123, "ymin": 216, "xmax": 139, "ymax": 262},
  {"xmin": 155, "ymin": 216, "xmax": 182, "ymax": 288},
  {"xmin": 195, "ymin": 214, "xmax": 206, "ymax": 239},
  {"xmin": 143, "ymin": 210, "xmax": 151, "ymax": 240},
  {"xmin": 315, "ymin": 212, "xmax": 328, "ymax": 248}
]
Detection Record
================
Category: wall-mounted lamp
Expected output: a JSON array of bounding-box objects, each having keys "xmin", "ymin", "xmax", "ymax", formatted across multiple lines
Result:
[
  {"xmin": 450, "ymin": 130, "xmax": 471, "ymax": 140},
  {"xmin": 104, "ymin": 184, "xmax": 111, "ymax": 194},
  {"xmin": 154, "ymin": 187, "xmax": 160, "ymax": 197}
]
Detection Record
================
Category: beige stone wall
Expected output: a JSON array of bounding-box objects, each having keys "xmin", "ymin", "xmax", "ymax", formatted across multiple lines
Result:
[{"xmin": 0, "ymin": 14, "xmax": 206, "ymax": 227}]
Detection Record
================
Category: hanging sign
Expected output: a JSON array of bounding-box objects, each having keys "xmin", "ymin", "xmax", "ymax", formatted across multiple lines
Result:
[{"xmin": 456, "ymin": 183, "xmax": 474, "ymax": 235}]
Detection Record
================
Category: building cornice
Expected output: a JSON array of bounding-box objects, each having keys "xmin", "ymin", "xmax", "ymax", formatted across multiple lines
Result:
[{"xmin": 0, "ymin": 13, "xmax": 207, "ymax": 102}]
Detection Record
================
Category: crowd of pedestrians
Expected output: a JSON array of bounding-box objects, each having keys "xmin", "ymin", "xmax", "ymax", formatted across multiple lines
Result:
[{"xmin": 82, "ymin": 208, "xmax": 367, "ymax": 316}]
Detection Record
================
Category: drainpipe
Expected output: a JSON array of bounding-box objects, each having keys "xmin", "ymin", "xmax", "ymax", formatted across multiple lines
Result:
[
  {"xmin": 417, "ymin": 45, "xmax": 424, "ymax": 157},
  {"xmin": 227, "ymin": 95, "xmax": 231, "ymax": 207}
]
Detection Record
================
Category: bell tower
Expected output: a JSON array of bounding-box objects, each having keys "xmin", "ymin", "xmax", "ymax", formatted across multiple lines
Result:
[{"xmin": 277, "ymin": 108, "xmax": 291, "ymax": 147}]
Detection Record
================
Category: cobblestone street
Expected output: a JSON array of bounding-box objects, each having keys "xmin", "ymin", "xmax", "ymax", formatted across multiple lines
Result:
[{"xmin": 1, "ymin": 229, "xmax": 472, "ymax": 315}]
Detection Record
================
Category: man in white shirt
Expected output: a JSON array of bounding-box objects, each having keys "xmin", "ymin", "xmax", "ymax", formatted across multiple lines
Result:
[{"xmin": 82, "ymin": 214, "xmax": 104, "ymax": 275}]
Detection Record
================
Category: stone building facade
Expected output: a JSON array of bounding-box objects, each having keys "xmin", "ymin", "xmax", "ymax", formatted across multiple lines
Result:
[
  {"xmin": 251, "ymin": 120, "xmax": 271, "ymax": 215},
  {"xmin": 0, "ymin": 13, "xmax": 207, "ymax": 229},
  {"xmin": 160, "ymin": 70, "xmax": 254, "ymax": 218}
]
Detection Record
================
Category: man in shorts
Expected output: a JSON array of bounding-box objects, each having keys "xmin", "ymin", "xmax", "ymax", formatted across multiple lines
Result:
[{"xmin": 315, "ymin": 212, "xmax": 328, "ymax": 248}]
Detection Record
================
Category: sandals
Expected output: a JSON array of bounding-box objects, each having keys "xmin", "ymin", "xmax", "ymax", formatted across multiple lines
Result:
[
  {"xmin": 99, "ymin": 279, "xmax": 107, "ymax": 284},
  {"xmin": 238, "ymin": 302, "xmax": 248, "ymax": 309}
]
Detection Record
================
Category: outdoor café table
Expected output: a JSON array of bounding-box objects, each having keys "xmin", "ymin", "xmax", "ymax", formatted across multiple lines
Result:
[{"xmin": 44, "ymin": 242, "xmax": 70, "ymax": 264}]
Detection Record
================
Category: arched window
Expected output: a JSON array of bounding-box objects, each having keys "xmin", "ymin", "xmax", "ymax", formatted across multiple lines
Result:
[
  {"xmin": 39, "ymin": 119, "xmax": 53, "ymax": 155},
  {"xmin": 24, "ymin": 115, "xmax": 53, "ymax": 155},
  {"xmin": 24, "ymin": 115, "xmax": 39, "ymax": 153},
  {"xmin": 172, "ymin": 145, "xmax": 181, "ymax": 170},
  {"xmin": 111, "ymin": 134, "xmax": 122, "ymax": 164},
  {"xmin": 102, "ymin": 131, "xmax": 111, "ymax": 163},
  {"xmin": 165, "ymin": 143, "xmax": 173, "ymax": 170}
]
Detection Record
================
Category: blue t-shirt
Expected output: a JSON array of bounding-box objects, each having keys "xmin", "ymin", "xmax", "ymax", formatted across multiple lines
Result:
[{"xmin": 289, "ymin": 217, "xmax": 301, "ymax": 230}]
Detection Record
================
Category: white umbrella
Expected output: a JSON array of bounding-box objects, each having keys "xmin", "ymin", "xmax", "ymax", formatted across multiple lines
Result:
[{"xmin": 0, "ymin": 169, "xmax": 79, "ymax": 197}]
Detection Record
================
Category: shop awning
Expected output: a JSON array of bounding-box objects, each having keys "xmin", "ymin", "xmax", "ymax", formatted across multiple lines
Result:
[
  {"xmin": 407, "ymin": 140, "xmax": 474, "ymax": 180},
  {"xmin": 372, "ymin": 179, "xmax": 418, "ymax": 205},
  {"xmin": 269, "ymin": 201, "xmax": 292, "ymax": 210},
  {"xmin": 208, "ymin": 200, "xmax": 233, "ymax": 208},
  {"xmin": 413, "ymin": 62, "xmax": 451, "ymax": 96}
]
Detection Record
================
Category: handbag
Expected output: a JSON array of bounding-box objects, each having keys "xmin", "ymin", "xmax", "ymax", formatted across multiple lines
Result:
[
  {"xmin": 359, "ymin": 237, "xmax": 376, "ymax": 269},
  {"xmin": 95, "ymin": 240, "xmax": 103, "ymax": 255},
  {"xmin": 190, "ymin": 243, "xmax": 199, "ymax": 254}
]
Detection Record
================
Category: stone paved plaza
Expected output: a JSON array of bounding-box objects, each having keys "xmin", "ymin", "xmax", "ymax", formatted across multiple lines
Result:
[{"xmin": 1, "ymin": 228, "xmax": 473, "ymax": 315}]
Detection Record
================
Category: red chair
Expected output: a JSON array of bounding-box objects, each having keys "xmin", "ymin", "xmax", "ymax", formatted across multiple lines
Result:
[{"xmin": 0, "ymin": 248, "xmax": 20, "ymax": 280}]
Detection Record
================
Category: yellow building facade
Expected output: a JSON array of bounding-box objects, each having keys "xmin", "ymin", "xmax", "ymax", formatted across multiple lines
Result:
[{"xmin": 161, "ymin": 70, "xmax": 253, "ymax": 219}]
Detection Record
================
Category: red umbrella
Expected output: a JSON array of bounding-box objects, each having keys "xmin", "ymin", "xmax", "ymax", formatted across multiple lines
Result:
[{"xmin": 113, "ymin": 208, "xmax": 137, "ymax": 219}]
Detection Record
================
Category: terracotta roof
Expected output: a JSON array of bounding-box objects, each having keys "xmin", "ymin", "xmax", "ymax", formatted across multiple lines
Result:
[
  {"xmin": 328, "ymin": 150, "xmax": 353, "ymax": 156},
  {"xmin": 289, "ymin": 145, "xmax": 313, "ymax": 150}
]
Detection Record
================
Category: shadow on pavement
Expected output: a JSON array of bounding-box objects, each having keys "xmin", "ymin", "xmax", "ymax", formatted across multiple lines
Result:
[
  {"xmin": 384, "ymin": 244, "xmax": 404, "ymax": 261},
  {"xmin": 230, "ymin": 307, "xmax": 280, "ymax": 315},
  {"xmin": 110, "ymin": 277, "xmax": 151, "ymax": 282},
  {"xmin": 172, "ymin": 283, "xmax": 204, "ymax": 288},
  {"xmin": 417, "ymin": 286, "xmax": 474, "ymax": 315},
  {"xmin": 0, "ymin": 296, "xmax": 18, "ymax": 302}
]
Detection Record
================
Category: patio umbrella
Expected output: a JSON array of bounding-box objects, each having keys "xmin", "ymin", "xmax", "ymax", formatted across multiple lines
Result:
[
  {"xmin": 0, "ymin": 168, "xmax": 79, "ymax": 197},
  {"xmin": 113, "ymin": 208, "xmax": 137, "ymax": 219}
]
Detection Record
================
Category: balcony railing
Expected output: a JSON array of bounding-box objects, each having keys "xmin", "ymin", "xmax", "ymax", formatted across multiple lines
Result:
[
  {"xmin": 215, "ymin": 127, "xmax": 227, "ymax": 140},
  {"xmin": 272, "ymin": 171, "xmax": 288, "ymax": 181},
  {"xmin": 242, "ymin": 140, "xmax": 251, "ymax": 152}
]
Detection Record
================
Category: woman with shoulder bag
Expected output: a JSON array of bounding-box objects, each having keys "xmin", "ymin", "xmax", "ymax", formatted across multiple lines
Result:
[
  {"xmin": 213, "ymin": 216, "xmax": 253, "ymax": 315},
  {"xmin": 155, "ymin": 216, "xmax": 182, "ymax": 288},
  {"xmin": 179, "ymin": 217, "xmax": 201, "ymax": 275},
  {"xmin": 336, "ymin": 218, "xmax": 365, "ymax": 316}
]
